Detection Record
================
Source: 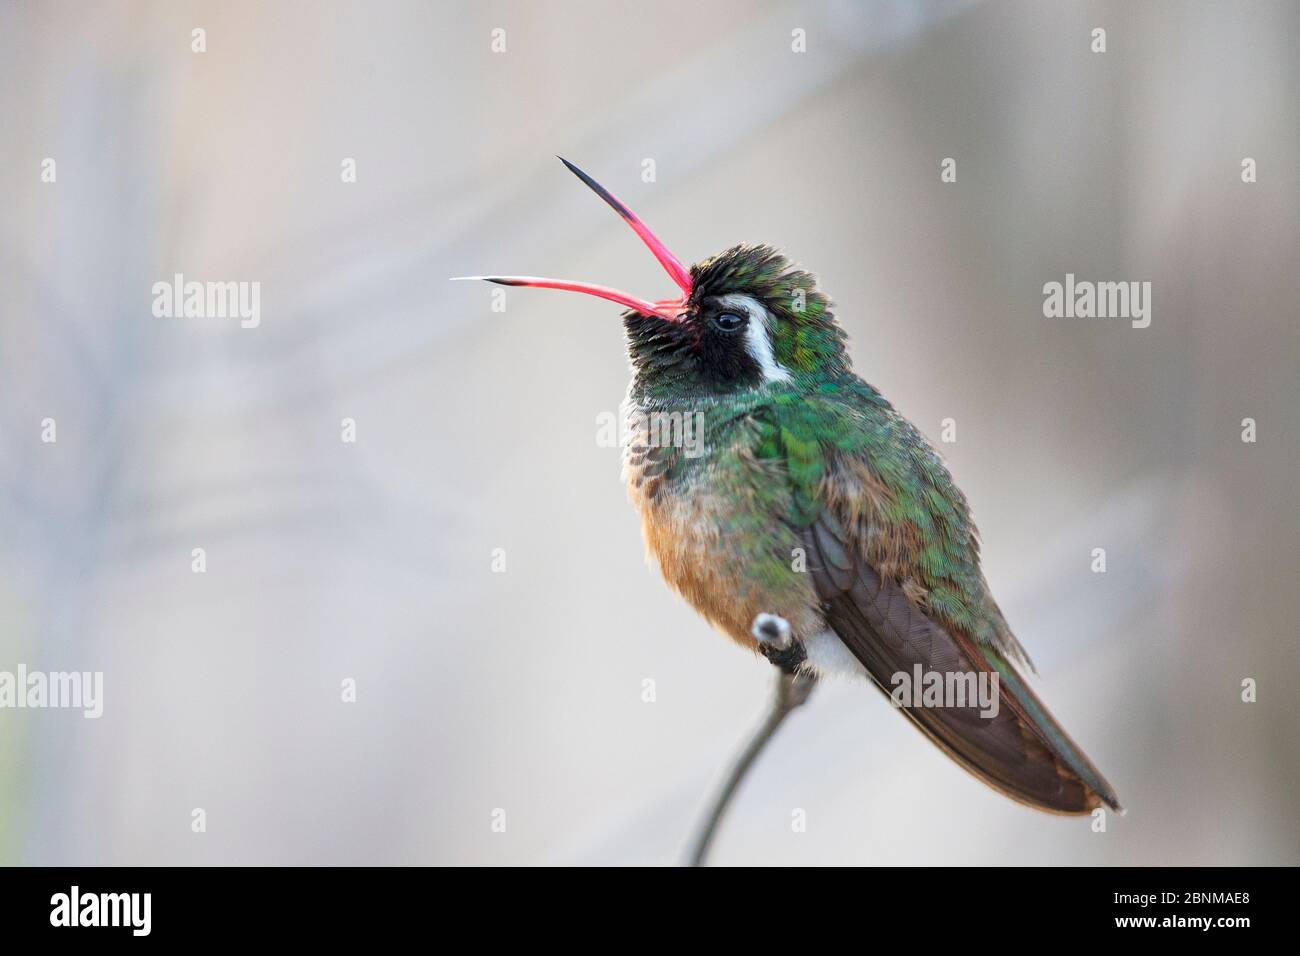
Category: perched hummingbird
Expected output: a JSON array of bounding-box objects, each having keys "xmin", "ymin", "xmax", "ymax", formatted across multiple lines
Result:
[{"xmin": 458, "ymin": 159, "xmax": 1120, "ymax": 816}]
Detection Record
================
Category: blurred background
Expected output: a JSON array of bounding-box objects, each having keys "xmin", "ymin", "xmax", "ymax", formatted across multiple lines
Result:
[{"xmin": 1, "ymin": 0, "xmax": 1297, "ymax": 865}]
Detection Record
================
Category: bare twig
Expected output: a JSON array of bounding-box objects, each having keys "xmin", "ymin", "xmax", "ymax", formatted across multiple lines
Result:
[{"xmin": 686, "ymin": 614, "xmax": 817, "ymax": 866}]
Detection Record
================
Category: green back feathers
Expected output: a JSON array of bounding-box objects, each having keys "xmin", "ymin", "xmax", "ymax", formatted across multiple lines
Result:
[
  {"xmin": 770, "ymin": 378, "xmax": 1026, "ymax": 663},
  {"xmin": 710, "ymin": 372, "xmax": 1022, "ymax": 665},
  {"xmin": 626, "ymin": 242, "xmax": 1025, "ymax": 665}
]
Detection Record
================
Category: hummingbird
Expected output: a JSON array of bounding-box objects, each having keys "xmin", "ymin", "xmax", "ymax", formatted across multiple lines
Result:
[{"xmin": 456, "ymin": 158, "xmax": 1121, "ymax": 817}]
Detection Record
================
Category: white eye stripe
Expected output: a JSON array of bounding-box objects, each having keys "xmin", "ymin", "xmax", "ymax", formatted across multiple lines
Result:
[{"xmin": 716, "ymin": 293, "xmax": 793, "ymax": 384}]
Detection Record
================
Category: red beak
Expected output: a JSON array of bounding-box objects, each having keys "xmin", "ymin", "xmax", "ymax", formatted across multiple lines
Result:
[{"xmin": 452, "ymin": 158, "xmax": 692, "ymax": 321}]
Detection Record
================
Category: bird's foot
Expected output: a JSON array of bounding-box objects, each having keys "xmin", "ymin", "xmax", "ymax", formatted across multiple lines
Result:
[{"xmin": 751, "ymin": 613, "xmax": 807, "ymax": 674}]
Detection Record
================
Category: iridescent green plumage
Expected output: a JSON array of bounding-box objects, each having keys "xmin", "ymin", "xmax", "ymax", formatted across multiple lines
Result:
[
  {"xmin": 628, "ymin": 244, "xmax": 1027, "ymax": 666},
  {"xmin": 467, "ymin": 159, "xmax": 1118, "ymax": 815},
  {"xmin": 621, "ymin": 243, "xmax": 1117, "ymax": 812}
]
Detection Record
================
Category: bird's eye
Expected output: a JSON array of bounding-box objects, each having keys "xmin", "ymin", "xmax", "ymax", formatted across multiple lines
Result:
[{"xmin": 712, "ymin": 311, "xmax": 746, "ymax": 332}]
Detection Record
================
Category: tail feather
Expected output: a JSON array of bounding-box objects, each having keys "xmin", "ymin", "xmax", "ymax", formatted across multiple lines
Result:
[{"xmin": 802, "ymin": 523, "xmax": 1120, "ymax": 814}]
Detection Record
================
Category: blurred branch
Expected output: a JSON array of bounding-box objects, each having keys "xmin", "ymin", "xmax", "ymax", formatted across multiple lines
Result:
[{"xmin": 686, "ymin": 614, "xmax": 816, "ymax": 867}]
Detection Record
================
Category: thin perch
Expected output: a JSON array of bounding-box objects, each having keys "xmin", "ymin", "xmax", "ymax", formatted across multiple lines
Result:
[{"xmin": 686, "ymin": 613, "xmax": 816, "ymax": 866}]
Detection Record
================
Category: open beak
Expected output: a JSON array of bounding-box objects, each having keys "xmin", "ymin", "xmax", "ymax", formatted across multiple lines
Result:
[{"xmin": 451, "ymin": 157, "xmax": 692, "ymax": 321}]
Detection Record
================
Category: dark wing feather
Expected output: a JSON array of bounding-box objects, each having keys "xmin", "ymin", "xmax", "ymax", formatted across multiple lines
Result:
[{"xmin": 801, "ymin": 515, "xmax": 1121, "ymax": 814}]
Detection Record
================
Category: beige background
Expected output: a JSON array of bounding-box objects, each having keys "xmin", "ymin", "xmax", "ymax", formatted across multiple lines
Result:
[{"xmin": 1, "ymin": 0, "xmax": 1296, "ymax": 865}]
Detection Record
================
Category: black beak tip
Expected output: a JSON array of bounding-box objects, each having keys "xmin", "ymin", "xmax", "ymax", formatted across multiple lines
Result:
[
  {"xmin": 555, "ymin": 156, "xmax": 634, "ymax": 222},
  {"xmin": 450, "ymin": 276, "xmax": 522, "ymax": 286}
]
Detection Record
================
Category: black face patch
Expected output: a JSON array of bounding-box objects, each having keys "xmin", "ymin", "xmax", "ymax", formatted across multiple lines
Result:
[
  {"xmin": 623, "ymin": 295, "xmax": 774, "ymax": 398},
  {"xmin": 693, "ymin": 297, "xmax": 763, "ymax": 389}
]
